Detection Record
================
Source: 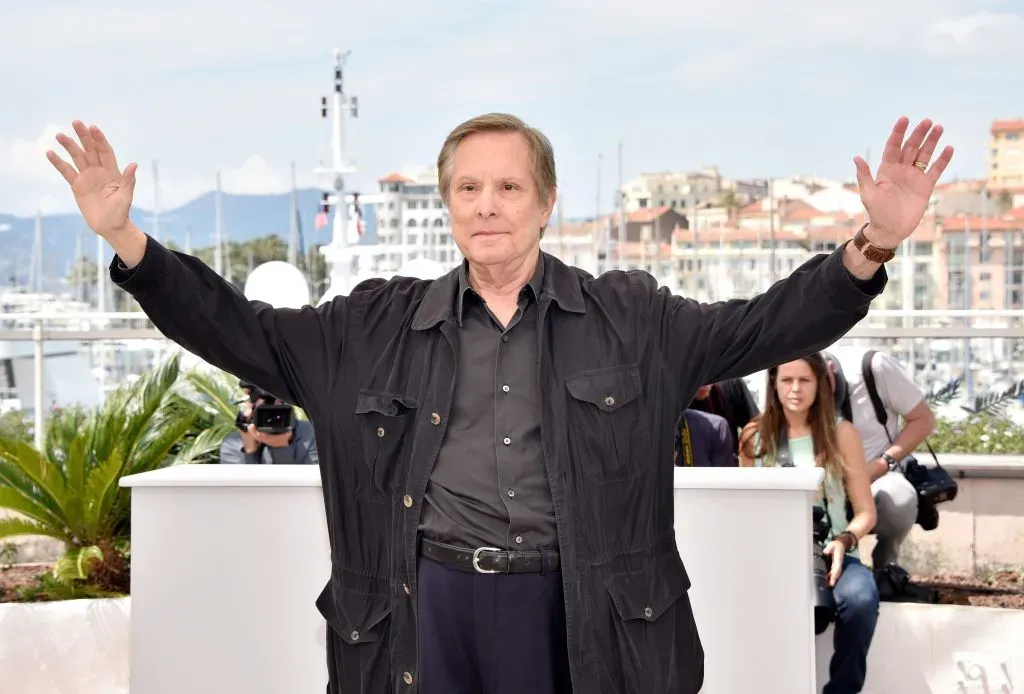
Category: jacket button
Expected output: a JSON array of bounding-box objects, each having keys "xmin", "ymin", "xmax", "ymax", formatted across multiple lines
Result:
[
  {"xmin": 403, "ymin": 583, "xmax": 411, "ymax": 595},
  {"xmin": 643, "ymin": 606, "xmax": 653, "ymax": 619},
  {"xmin": 403, "ymin": 672, "xmax": 414, "ymax": 685},
  {"xmin": 604, "ymin": 395, "xmax": 615, "ymax": 407},
  {"xmin": 403, "ymin": 495, "xmax": 413, "ymax": 508},
  {"xmin": 350, "ymin": 630, "xmax": 360, "ymax": 641},
  {"xmin": 377, "ymin": 426, "xmax": 385, "ymax": 438},
  {"xmin": 430, "ymin": 412, "xmax": 441, "ymax": 425}
]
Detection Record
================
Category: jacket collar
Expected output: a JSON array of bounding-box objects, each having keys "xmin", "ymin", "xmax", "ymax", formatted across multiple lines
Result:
[{"xmin": 411, "ymin": 251, "xmax": 585, "ymax": 331}]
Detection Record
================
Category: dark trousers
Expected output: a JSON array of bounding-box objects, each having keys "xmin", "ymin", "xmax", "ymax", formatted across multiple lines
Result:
[{"xmin": 417, "ymin": 555, "xmax": 574, "ymax": 694}]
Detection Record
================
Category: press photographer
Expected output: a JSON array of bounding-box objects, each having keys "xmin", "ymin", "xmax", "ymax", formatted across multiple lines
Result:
[
  {"xmin": 740, "ymin": 353, "xmax": 878, "ymax": 694},
  {"xmin": 219, "ymin": 381, "xmax": 318, "ymax": 465}
]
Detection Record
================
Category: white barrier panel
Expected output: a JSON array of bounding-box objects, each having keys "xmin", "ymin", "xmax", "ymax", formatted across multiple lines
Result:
[
  {"xmin": 121, "ymin": 465, "xmax": 330, "ymax": 694},
  {"xmin": 122, "ymin": 464, "xmax": 823, "ymax": 693},
  {"xmin": 674, "ymin": 466, "xmax": 823, "ymax": 694}
]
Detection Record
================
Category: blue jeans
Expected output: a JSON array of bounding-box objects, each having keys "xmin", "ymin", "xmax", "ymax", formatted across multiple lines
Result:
[{"xmin": 823, "ymin": 555, "xmax": 879, "ymax": 694}]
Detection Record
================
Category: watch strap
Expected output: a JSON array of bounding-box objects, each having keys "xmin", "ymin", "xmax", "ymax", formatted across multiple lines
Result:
[{"xmin": 853, "ymin": 222, "xmax": 897, "ymax": 263}]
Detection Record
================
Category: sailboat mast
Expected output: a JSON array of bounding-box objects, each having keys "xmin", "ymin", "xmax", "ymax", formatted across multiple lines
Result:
[
  {"xmin": 214, "ymin": 172, "xmax": 224, "ymax": 276},
  {"xmin": 288, "ymin": 161, "xmax": 299, "ymax": 266}
]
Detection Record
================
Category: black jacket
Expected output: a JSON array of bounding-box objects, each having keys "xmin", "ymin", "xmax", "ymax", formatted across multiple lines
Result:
[{"xmin": 112, "ymin": 236, "xmax": 884, "ymax": 693}]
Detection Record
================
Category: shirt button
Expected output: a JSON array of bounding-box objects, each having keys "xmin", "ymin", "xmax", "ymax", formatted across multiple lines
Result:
[
  {"xmin": 430, "ymin": 412, "xmax": 441, "ymax": 425},
  {"xmin": 502, "ymin": 335, "xmax": 509, "ymax": 342},
  {"xmin": 507, "ymin": 489, "xmax": 515, "ymax": 497},
  {"xmin": 350, "ymin": 630, "xmax": 360, "ymax": 641},
  {"xmin": 503, "ymin": 437, "xmax": 511, "ymax": 445},
  {"xmin": 604, "ymin": 395, "xmax": 615, "ymax": 407},
  {"xmin": 403, "ymin": 672, "xmax": 414, "ymax": 685},
  {"xmin": 403, "ymin": 495, "xmax": 413, "ymax": 508},
  {"xmin": 403, "ymin": 583, "xmax": 411, "ymax": 595},
  {"xmin": 515, "ymin": 535, "xmax": 523, "ymax": 544},
  {"xmin": 643, "ymin": 606, "xmax": 653, "ymax": 619},
  {"xmin": 502, "ymin": 384, "xmax": 510, "ymax": 393},
  {"xmin": 377, "ymin": 426, "xmax": 385, "ymax": 437}
]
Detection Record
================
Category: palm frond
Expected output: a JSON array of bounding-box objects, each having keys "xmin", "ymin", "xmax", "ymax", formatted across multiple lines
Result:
[
  {"xmin": 52, "ymin": 545, "xmax": 104, "ymax": 584},
  {"xmin": 0, "ymin": 516, "xmax": 68, "ymax": 543},
  {"xmin": 926, "ymin": 378, "xmax": 961, "ymax": 406},
  {"xmin": 961, "ymin": 379, "xmax": 1024, "ymax": 418}
]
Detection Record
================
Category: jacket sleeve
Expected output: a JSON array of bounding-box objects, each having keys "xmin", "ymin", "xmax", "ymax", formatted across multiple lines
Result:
[
  {"xmin": 218, "ymin": 431, "xmax": 262, "ymax": 465},
  {"xmin": 642, "ymin": 240, "xmax": 886, "ymax": 401},
  {"xmin": 110, "ymin": 235, "xmax": 344, "ymax": 411},
  {"xmin": 266, "ymin": 421, "xmax": 319, "ymax": 465}
]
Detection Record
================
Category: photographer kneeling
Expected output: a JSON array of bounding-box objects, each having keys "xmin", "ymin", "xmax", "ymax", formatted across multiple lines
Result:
[
  {"xmin": 219, "ymin": 381, "xmax": 318, "ymax": 465},
  {"xmin": 739, "ymin": 353, "xmax": 878, "ymax": 694}
]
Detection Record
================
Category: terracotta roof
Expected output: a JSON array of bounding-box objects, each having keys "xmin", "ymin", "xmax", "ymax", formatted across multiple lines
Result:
[
  {"xmin": 627, "ymin": 206, "xmax": 674, "ymax": 223},
  {"xmin": 782, "ymin": 200, "xmax": 823, "ymax": 222},
  {"xmin": 1006, "ymin": 205, "xmax": 1024, "ymax": 221},
  {"xmin": 379, "ymin": 172, "xmax": 413, "ymax": 183},
  {"xmin": 992, "ymin": 119, "xmax": 1024, "ymax": 134},
  {"xmin": 940, "ymin": 216, "xmax": 1024, "ymax": 232}
]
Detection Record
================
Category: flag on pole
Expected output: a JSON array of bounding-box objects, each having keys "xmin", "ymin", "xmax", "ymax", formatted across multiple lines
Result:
[{"xmin": 314, "ymin": 211, "xmax": 328, "ymax": 230}]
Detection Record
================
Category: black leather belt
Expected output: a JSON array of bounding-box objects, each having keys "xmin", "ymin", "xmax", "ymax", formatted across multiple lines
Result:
[{"xmin": 419, "ymin": 537, "xmax": 560, "ymax": 574}]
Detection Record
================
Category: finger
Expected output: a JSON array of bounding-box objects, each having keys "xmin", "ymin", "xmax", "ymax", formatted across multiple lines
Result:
[
  {"xmin": 122, "ymin": 162, "xmax": 138, "ymax": 195},
  {"xmin": 927, "ymin": 145, "xmax": 955, "ymax": 185},
  {"xmin": 72, "ymin": 120, "xmax": 101, "ymax": 167},
  {"xmin": 881, "ymin": 116, "xmax": 910, "ymax": 164},
  {"xmin": 55, "ymin": 132, "xmax": 89, "ymax": 171},
  {"xmin": 900, "ymin": 118, "xmax": 933, "ymax": 164},
  {"xmin": 45, "ymin": 150, "xmax": 78, "ymax": 185},
  {"xmin": 88, "ymin": 124, "xmax": 120, "ymax": 172},
  {"xmin": 853, "ymin": 156, "xmax": 874, "ymax": 194},
  {"xmin": 914, "ymin": 124, "xmax": 944, "ymax": 167}
]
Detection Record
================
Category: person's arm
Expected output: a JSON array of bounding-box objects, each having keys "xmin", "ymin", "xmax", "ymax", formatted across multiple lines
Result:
[
  {"xmin": 219, "ymin": 431, "xmax": 263, "ymax": 465},
  {"xmin": 264, "ymin": 422, "xmax": 319, "ymax": 464},
  {"xmin": 110, "ymin": 228, "xmax": 345, "ymax": 410},
  {"xmin": 640, "ymin": 241, "xmax": 885, "ymax": 398},
  {"xmin": 868, "ymin": 353, "xmax": 936, "ymax": 480},
  {"xmin": 710, "ymin": 416, "xmax": 737, "ymax": 467},
  {"xmin": 824, "ymin": 420, "xmax": 877, "ymax": 585}
]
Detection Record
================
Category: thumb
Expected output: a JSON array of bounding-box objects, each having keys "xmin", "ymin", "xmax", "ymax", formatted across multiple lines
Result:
[
  {"xmin": 121, "ymin": 162, "xmax": 138, "ymax": 195},
  {"xmin": 853, "ymin": 156, "xmax": 874, "ymax": 197},
  {"xmin": 822, "ymin": 542, "xmax": 834, "ymax": 556}
]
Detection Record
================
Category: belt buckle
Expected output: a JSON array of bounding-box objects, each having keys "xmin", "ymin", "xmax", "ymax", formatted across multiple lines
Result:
[{"xmin": 472, "ymin": 546, "xmax": 503, "ymax": 574}]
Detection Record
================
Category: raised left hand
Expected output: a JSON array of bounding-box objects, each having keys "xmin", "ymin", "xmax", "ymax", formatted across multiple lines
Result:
[{"xmin": 853, "ymin": 117, "xmax": 955, "ymax": 249}]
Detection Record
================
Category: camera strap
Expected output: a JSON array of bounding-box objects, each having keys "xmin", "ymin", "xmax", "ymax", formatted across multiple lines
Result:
[{"xmin": 861, "ymin": 350, "xmax": 942, "ymax": 468}]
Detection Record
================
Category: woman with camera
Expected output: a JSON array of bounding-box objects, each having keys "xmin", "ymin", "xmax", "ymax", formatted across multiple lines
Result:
[{"xmin": 739, "ymin": 353, "xmax": 878, "ymax": 694}]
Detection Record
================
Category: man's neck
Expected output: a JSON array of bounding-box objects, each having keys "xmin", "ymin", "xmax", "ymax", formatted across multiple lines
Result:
[{"xmin": 467, "ymin": 249, "xmax": 540, "ymax": 306}]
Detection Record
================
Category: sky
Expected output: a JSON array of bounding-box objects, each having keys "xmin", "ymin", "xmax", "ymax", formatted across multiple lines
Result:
[{"xmin": 1, "ymin": 0, "xmax": 1021, "ymax": 219}]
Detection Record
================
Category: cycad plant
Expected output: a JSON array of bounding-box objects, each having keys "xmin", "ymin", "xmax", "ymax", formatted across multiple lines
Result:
[{"xmin": 0, "ymin": 353, "xmax": 199, "ymax": 598}]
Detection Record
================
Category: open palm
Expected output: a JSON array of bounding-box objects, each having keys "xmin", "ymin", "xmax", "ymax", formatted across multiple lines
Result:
[
  {"xmin": 46, "ymin": 121, "xmax": 138, "ymax": 239},
  {"xmin": 853, "ymin": 117, "xmax": 954, "ymax": 248}
]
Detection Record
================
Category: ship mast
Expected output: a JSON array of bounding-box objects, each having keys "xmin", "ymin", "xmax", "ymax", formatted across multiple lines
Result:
[{"xmin": 316, "ymin": 48, "xmax": 359, "ymax": 301}]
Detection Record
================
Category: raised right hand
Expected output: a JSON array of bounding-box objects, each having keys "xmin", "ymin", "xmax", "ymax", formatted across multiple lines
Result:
[{"xmin": 46, "ymin": 121, "xmax": 138, "ymax": 240}]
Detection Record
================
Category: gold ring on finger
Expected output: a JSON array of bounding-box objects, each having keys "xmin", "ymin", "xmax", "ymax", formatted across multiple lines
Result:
[{"xmin": 913, "ymin": 160, "xmax": 927, "ymax": 171}]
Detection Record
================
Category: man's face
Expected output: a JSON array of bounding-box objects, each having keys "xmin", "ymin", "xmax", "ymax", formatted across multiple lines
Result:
[{"xmin": 447, "ymin": 130, "xmax": 555, "ymax": 268}]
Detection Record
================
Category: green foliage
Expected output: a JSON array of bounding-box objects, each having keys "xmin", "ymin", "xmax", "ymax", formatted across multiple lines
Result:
[
  {"xmin": 0, "ymin": 354, "xmax": 202, "ymax": 599},
  {"xmin": 0, "ymin": 410, "xmax": 32, "ymax": 444},
  {"xmin": 930, "ymin": 413, "xmax": 1024, "ymax": 454}
]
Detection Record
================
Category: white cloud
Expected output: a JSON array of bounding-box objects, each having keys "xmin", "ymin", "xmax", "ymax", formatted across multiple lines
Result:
[{"xmin": 3, "ymin": 124, "xmax": 64, "ymax": 183}]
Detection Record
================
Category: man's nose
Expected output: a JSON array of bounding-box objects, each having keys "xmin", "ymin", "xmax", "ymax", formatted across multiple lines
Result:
[{"xmin": 475, "ymin": 184, "xmax": 499, "ymax": 218}]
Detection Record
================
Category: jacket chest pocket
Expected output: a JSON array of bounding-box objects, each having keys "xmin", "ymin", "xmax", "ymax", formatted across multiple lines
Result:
[
  {"xmin": 564, "ymin": 364, "xmax": 650, "ymax": 483},
  {"xmin": 355, "ymin": 390, "xmax": 418, "ymax": 501}
]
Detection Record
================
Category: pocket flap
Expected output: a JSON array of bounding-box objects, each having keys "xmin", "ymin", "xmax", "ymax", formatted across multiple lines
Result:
[
  {"xmin": 355, "ymin": 390, "xmax": 418, "ymax": 417},
  {"xmin": 605, "ymin": 551, "xmax": 691, "ymax": 622},
  {"xmin": 565, "ymin": 364, "xmax": 642, "ymax": 411},
  {"xmin": 315, "ymin": 581, "xmax": 393, "ymax": 645}
]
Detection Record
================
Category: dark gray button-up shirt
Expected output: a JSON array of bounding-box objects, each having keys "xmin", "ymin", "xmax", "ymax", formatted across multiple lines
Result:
[{"xmin": 418, "ymin": 258, "xmax": 556, "ymax": 551}]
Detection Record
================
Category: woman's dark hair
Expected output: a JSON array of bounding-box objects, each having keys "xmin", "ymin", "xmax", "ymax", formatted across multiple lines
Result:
[{"xmin": 741, "ymin": 352, "xmax": 842, "ymax": 479}]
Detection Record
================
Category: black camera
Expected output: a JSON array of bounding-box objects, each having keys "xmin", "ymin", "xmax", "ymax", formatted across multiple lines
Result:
[
  {"xmin": 235, "ymin": 386, "xmax": 293, "ymax": 435},
  {"xmin": 901, "ymin": 455, "xmax": 958, "ymax": 531},
  {"xmin": 812, "ymin": 506, "xmax": 836, "ymax": 634}
]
